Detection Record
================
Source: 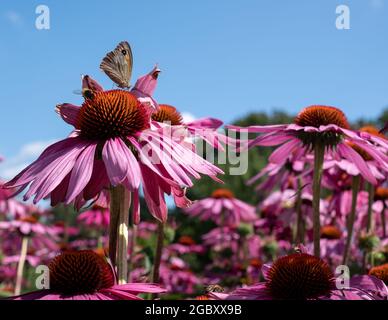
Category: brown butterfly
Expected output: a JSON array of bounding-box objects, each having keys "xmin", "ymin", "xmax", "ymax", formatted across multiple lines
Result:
[
  {"xmin": 205, "ymin": 284, "xmax": 225, "ymax": 293},
  {"xmin": 100, "ymin": 41, "xmax": 133, "ymax": 89}
]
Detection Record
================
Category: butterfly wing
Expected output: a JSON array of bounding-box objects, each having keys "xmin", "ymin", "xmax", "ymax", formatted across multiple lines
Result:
[{"xmin": 100, "ymin": 41, "xmax": 133, "ymax": 88}]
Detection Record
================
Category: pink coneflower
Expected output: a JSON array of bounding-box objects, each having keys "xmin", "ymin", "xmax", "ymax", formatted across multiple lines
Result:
[
  {"xmin": 229, "ymin": 105, "xmax": 388, "ymax": 257},
  {"xmin": 369, "ymin": 263, "xmax": 388, "ymax": 285},
  {"xmin": 10, "ymin": 250, "xmax": 165, "ymax": 300},
  {"xmin": 168, "ymin": 236, "xmax": 205, "ymax": 255},
  {"xmin": 374, "ymin": 187, "xmax": 388, "ymax": 238},
  {"xmin": 327, "ymin": 126, "xmax": 388, "ymax": 262},
  {"xmin": 247, "ymin": 151, "xmax": 309, "ymax": 194},
  {"xmin": 353, "ymin": 126, "xmax": 387, "ymax": 238},
  {"xmin": 0, "ymin": 214, "xmax": 56, "ymax": 238},
  {"xmin": 230, "ymin": 106, "xmax": 387, "ymax": 185},
  {"xmin": 151, "ymin": 104, "xmax": 228, "ymax": 150},
  {"xmin": 5, "ymin": 73, "xmax": 222, "ymax": 219},
  {"xmin": 77, "ymin": 204, "xmax": 110, "ymax": 229},
  {"xmin": 185, "ymin": 189, "xmax": 257, "ymax": 227},
  {"xmin": 0, "ymin": 182, "xmax": 26, "ymax": 218},
  {"xmin": 320, "ymin": 225, "xmax": 342, "ymax": 240},
  {"xmin": 257, "ymin": 189, "xmax": 325, "ymax": 245},
  {"xmin": 51, "ymin": 220, "xmax": 79, "ymax": 238},
  {"xmin": 213, "ymin": 252, "xmax": 388, "ymax": 300},
  {"xmin": 3, "ymin": 70, "xmax": 222, "ymax": 283},
  {"xmin": 0, "ymin": 265, "xmax": 16, "ymax": 289},
  {"xmin": 309, "ymin": 225, "xmax": 345, "ymax": 266},
  {"xmin": 0, "ymin": 212, "xmax": 58, "ymax": 295},
  {"xmin": 136, "ymin": 221, "xmax": 158, "ymax": 239},
  {"xmin": 159, "ymin": 257, "xmax": 202, "ymax": 295},
  {"xmin": 202, "ymin": 226, "xmax": 240, "ymax": 255}
]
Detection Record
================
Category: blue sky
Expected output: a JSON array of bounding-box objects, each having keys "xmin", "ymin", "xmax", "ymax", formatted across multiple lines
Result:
[{"xmin": 0, "ymin": 0, "xmax": 387, "ymax": 178}]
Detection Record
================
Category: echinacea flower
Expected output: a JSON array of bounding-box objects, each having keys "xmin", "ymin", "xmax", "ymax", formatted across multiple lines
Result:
[
  {"xmin": 202, "ymin": 226, "xmax": 240, "ymax": 253},
  {"xmin": 0, "ymin": 182, "xmax": 26, "ymax": 218},
  {"xmin": 4, "ymin": 71, "xmax": 222, "ymax": 223},
  {"xmin": 369, "ymin": 263, "xmax": 388, "ymax": 285},
  {"xmin": 320, "ymin": 225, "xmax": 342, "ymax": 240},
  {"xmin": 246, "ymin": 150, "xmax": 309, "ymax": 194},
  {"xmin": 0, "ymin": 214, "xmax": 57, "ymax": 238},
  {"xmin": 9, "ymin": 250, "xmax": 166, "ymax": 300},
  {"xmin": 77, "ymin": 204, "xmax": 110, "ymax": 229},
  {"xmin": 151, "ymin": 104, "xmax": 229, "ymax": 150},
  {"xmin": 374, "ymin": 187, "xmax": 388, "ymax": 238},
  {"xmin": 229, "ymin": 105, "xmax": 388, "ymax": 185},
  {"xmin": 230, "ymin": 105, "xmax": 388, "ymax": 257},
  {"xmin": 158, "ymin": 257, "xmax": 202, "ymax": 295},
  {"xmin": 168, "ymin": 236, "xmax": 205, "ymax": 255},
  {"xmin": 185, "ymin": 189, "xmax": 257, "ymax": 227},
  {"xmin": 0, "ymin": 265, "xmax": 16, "ymax": 287},
  {"xmin": 212, "ymin": 252, "xmax": 388, "ymax": 300}
]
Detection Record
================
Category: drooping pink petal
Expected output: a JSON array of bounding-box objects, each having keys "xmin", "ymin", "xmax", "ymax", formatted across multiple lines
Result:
[
  {"xmin": 132, "ymin": 190, "xmax": 140, "ymax": 224},
  {"xmin": 65, "ymin": 144, "xmax": 97, "ymax": 203},
  {"xmin": 132, "ymin": 65, "xmax": 160, "ymax": 97},
  {"xmin": 268, "ymin": 138, "xmax": 302, "ymax": 164},
  {"xmin": 350, "ymin": 275, "xmax": 388, "ymax": 298},
  {"xmin": 55, "ymin": 104, "xmax": 80, "ymax": 128},
  {"xmin": 337, "ymin": 143, "xmax": 377, "ymax": 185},
  {"xmin": 116, "ymin": 138, "xmax": 140, "ymax": 190},
  {"xmin": 141, "ymin": 164, "xmax": 167, "ymax": 222},
  {"xmin": 25, "ymin": 141, "xmax": 89, "ymax": 203},
  {"xmin": 82, "ymin": 75, "xmax": 104, "ymax": 92},
  {"xmin": 83, "ymin": 160, "xmax": 110, "ymax": 201},
  {"xmin": 5, "ymin": 138, "xmax": 85, "ymax": 189},
  {"xmin": 102, "ymin": 138, "xmax": 128, "ymax": 186},
  {"xmin": 249, "ymin": 132, "xmax": 294, "ymax": 148}
]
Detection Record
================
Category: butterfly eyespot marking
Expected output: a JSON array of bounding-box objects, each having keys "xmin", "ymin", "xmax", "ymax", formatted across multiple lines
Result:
[{"xmin": 121, "ymin": 49, "xmax": 127, "ymax": 55}]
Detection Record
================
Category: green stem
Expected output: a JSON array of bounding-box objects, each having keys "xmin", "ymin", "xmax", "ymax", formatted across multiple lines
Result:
[
  {"xmin": 312, "ymin": 142, "xmax": 325, "ymax": 258},
  {"xmin": 97, "ymin": 234, "xmax": 103, "ymax": 249},
  {"xmin": 362, "ymin": 251, "xmax": 368, "ymax": 272},
  {"xmin": 128, "ymin": 222, "xmax": 137, "ymax": 282},
  {"xmin": 382, "ymin": 202, "xmax": 387, "ymax": 238},
  {"xmin": 109, "ymin": 185, "xmax": 131, "ymax": 284},
  {"xmin": 295, "ymin": 177, "xmax": 304, "ymax": 244},
  {"xmin": 63, "ymin": 205, "xmax": 71, "ymax": 244},
  {"xmin": 342, "ymin": 175, "xmax": 361, "ymax": 265},
  {"xmin": 366, "ymin": 183, "xmax": 374, "ymax": 233},
  {"xmin": 371, "ymin": 251, "xmax": 376, "ymax": 268},
  {"xmin": 152, "ymin": 221, "xmax": 165, "ymax": 285},
  {"xmin": 14, "ymin": 236, "xmax": 29, "ymax": 296}
]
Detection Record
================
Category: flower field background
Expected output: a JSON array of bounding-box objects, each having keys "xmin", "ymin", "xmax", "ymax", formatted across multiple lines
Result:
[
  {"xmin": 1, "ymin": 105, "xmax": 387, "ymax": 300},
  {"xmin": 1, "ymin": 1, "xmax": 388, "ymax": 301}
]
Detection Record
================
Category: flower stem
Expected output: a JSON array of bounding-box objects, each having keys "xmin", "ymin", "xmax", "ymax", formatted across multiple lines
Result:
[
  {"xmin": 366, "ymin": 183, "xmax": 374, "ymax": 233},
  {"xmin": 152, "ymin": 221, "xmax": 165, "ymax": 284},
  {"xmin": 128, "ymin": 222, "xmax": 137, "ymax": 282},
  {"xmin": 295, "ymin": 177, "xmax": 304, "ymax": 244},
  {"xmin": 342, "ymin": 175, "xmax": 361, "ymax": 266},
  {"xmin": 312, "ymin": 142, "xmax": 325, "ymax": 257},
  {"xmin": 63, "ymin": 205, "xmax": 71, "ymax": 244},
  {"xmin": 14, "ymin": 236, "xmax": 29, "ymax": 296},
  {"xmin": 109, "ymin": 185, "xmax": 131, "ymax": 284},
  {"xmin": 381, "ymin": 202, "xmax": 387, "ymax": 238}
]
